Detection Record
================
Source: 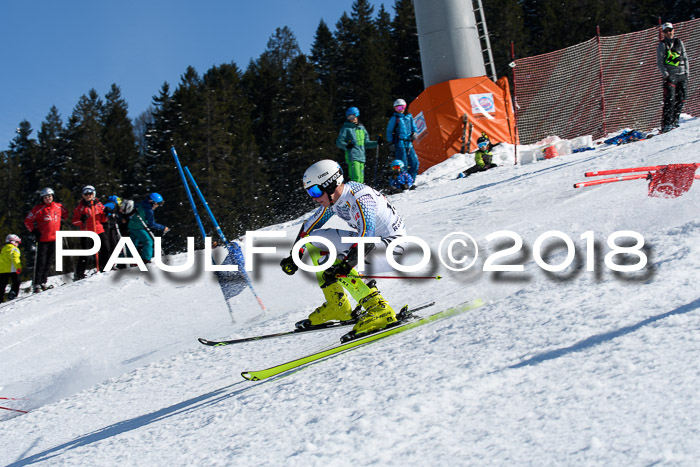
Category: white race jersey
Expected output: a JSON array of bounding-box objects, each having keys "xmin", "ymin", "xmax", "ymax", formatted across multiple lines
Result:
[{"xmin": 302, "ymin": 182, "xmax": 406, "ymax": 242}]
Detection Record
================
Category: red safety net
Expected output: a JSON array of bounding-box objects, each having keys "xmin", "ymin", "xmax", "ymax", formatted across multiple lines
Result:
[{"xmin": 513, "ymin": 19, "xmax": 700, "ymax": 144}]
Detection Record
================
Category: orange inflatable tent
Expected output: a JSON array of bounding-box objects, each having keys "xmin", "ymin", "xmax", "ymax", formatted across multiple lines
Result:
[{"xmin": 409, "ymin": 76, "xmax": 518, "ymax": 173}]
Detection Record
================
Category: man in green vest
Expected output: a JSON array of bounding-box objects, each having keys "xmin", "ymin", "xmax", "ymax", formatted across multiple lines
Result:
[{"xmin": 656, "ymin": 22, "xmax": 689, "ymax": 133}]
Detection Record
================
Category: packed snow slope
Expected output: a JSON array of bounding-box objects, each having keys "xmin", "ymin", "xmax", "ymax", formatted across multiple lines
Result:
[{"xmin": 1, "ymin": 118, "xmax": 699, "ymax": 466}]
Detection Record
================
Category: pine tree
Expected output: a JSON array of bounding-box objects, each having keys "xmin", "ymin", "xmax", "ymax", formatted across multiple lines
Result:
[
  {"xmin": 242, "ymin": 27, "xmax": 304, "ymax": 219},
  {"xmin": 36, "ymin": 106, "xmax": 66, "ymax": 191},
  {"xmin": 11, "ymin": 121, "xmax": 40, "ymax": 214},
  {"xmin": 310, "ymin": 20, "xmax": 341, "ymax": 125},
  {"xmin": 63, "ymin": 89, "xmax": 107, "ymax": 198},
  {"xmin": 334, "ymin": 0, "xmax": 391, "ymax": 134},
  {"xmin": 390, "ymin": 0, "xmax": 424, "ymax": 103},
  {"xmin": 102, "ymin": 84, "xmax": 139, "ymax": 196}
]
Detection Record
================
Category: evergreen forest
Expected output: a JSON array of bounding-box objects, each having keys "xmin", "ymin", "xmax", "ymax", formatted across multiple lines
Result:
[{"xmin": 1, "ymin": 0, "xmax": 695, "ymax": 261}]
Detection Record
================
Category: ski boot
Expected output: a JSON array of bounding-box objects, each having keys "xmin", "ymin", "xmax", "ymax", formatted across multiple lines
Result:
[
  {"xmin": 351, "ymin": 285, "xmax": 396, "ymax": 337},
  {"xmin": 296, "ymin": 282, "xmax": 353, "ymax": 329}
]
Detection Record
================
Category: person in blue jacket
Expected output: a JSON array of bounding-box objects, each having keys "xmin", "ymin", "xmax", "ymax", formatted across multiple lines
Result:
[
  {"xmin": 388, "ymin": 159, "xmax": 415, "ymax": 193},
  {"xmin": 127, "ymin": 193, "xmax": 169, "ymax": 262},
  {"xmin": 386, "ymin": 98, "xmax": 419, "ymax": 184},
  {"xmin": 336, "ymin": 106, "xmax": 378, "ymax": 183}
]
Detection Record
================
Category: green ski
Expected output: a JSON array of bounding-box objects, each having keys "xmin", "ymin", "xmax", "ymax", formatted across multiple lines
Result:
[{"xmin": 241, "ymin": 298, "xmax": 484, "ymax": 381}]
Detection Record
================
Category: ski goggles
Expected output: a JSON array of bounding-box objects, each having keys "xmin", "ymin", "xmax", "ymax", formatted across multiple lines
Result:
[
  {"xmin": 394, "ymin": 105, "xmax": 406, "ymax": 112},
  {"xmin": 306, "ymin": 185, "xmax": 324, "ymax": 198},
  {"xmin": 477, "ymin": 141, "xmax": 489, "ymax": 149},
  {"xmin": 391, "ymin": 164, "xmax": 402, "ymax": 171}
]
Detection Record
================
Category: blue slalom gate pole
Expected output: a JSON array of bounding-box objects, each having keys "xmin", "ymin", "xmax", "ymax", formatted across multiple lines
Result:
[
  {"xmin": 183, "ymin": 166, "xmax": 268, "ymax": 314},
  {"xmin": 171, "ymin": 147, "xmax": 237, "ymax": 321},
  {"xmin": 170, "ymin": 147, "xmax": 207, "ymax": 239}
]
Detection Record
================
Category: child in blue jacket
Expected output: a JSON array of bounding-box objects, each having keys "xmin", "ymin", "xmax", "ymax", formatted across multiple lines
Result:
[{"xmin": 388, "ymin": 160, "xmax": 415, "ymax": 193}]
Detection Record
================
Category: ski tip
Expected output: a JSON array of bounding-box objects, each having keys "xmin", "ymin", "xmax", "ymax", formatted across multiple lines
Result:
[
  {"xmin": 241, "ymin": 372, "xmax": 259, "ymax": 381},
  {"xmin": 198, "ymin": 338, "xmax": 214, "ymax": 346}
]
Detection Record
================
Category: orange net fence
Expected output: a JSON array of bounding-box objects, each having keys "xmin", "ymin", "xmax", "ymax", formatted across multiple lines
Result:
[{"xmin": 513, "ymin": 18, "xmax": 700, "ymax": 144}]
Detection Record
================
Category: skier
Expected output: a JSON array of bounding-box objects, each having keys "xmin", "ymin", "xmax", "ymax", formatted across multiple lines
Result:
[
  {"xmin": 24, "ymin": 187, "xmax": 69, "ymax": 293},
  {"xmin": 72, "ymin": 185, "xmax": 110, "ymax": 278},
  {"xmin": 388, "ymin": 159, "xmax": 415, "ymax": 193},
  {"xmin": 128, "ymin": 193, "xmax": 169, "ymax": 263},
  {"xmin": 0, "ymin": 234, "xmax": 22, "ymax": 302},
  {"xmin": 279, "ymin": 159, "xmax": 408, "ymax": 337},
  {"xmin": 336, "ymin": 106, "xmax": 378, "ymax": 183},
  {"xmin": 386, "ymin": 98, "xmax": 419, "ymax": 183},
  {"xmin": 458, "ymin": 134, "xmax": 498, "ymax": 178}
]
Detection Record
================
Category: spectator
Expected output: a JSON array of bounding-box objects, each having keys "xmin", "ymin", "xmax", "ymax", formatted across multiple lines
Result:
[
  {"xmin": 458, "ymin": 134, "xmax": 498, "ymax": 178},
  {"xmin": 0, "ymin": 234, "xmax": 22, "ymax": 302},
  {"xmin": 386, "ymin": 98, "xmax": 419, "ymax": 184},
  {"xmin": 336, "ymin": 106, "xmax": 378, "ymax": 183},
  {"xmin": 72, "ymin": 185, "xmax": 110, "ymax": 279},
  {"xmin": 102, "ymin": 195, "xmax": 123, "ymax": 262},
  {"xmin": 388, "ymin": 159, "xmax": 415, "ymax": 193},
  {"xmin": 657, "ymin": 22, "xmax": 689, "ymax": 133},
  {"xmin": 24, "ymin": 187, "xmax": 68, "ymax": 293},
  {"xmin": 127, "ymin": 193, "xmax": 169, "ymax": 263}
]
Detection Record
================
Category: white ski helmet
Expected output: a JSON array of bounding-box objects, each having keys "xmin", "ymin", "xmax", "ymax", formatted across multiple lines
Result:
[
  {"xmin": 40, "ymin": 187, "xmax": 54, "ymax": 197},
  {"xmin": 120, "ymin": 199, "xmax": 135, "ymax": 214},
  {"xmin": 303, "ymin": 160, "xmax": 344, "ymax": 198},
  {"xmin": 393, "ymin": 98, "xmax": 407, "ymax": 107},
  {"xmin": 5, "ymin": 234, "xmax": 21, "ymax": 245},
  {"xmin": 82, "ymin": 185, "xmax": 96, "ymax": 196}
]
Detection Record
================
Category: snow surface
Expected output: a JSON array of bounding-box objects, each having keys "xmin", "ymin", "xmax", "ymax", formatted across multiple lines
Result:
[{"xmin": 1, "ymin": 119, "xmax": 699, "ymax": 466}]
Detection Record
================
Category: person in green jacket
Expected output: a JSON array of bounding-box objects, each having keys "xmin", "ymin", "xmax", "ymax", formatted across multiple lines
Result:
[
  {"xmin": 336, "ymin": 106, "xmax": 378, "ymax": 183},
  {"xmin": 457, "ymin": 134, "xmax": 498, "ymax": 178},
  {"xmin": 0, "ymin": 234, "xmax": 22, "ymax": 302}
]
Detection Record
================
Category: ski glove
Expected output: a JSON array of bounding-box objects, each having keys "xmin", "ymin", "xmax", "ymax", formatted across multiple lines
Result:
[
  {"xmin": 346, "ymin": 141, "xmax": 355, "ymax": 150},
  {"xmin": 80, "ymin": 214, "xmax": 88, "ymax": 223},
  {"xmin": 16, "ymin": 268, "xmax": 21, "ymax": 275},
  {"xmin": 280, "ymin": 255, "xmax": 298, "ymax": 275},
  {"xmin": 322, "ymin": 259, "xmax": 353, "ymax": 284}
]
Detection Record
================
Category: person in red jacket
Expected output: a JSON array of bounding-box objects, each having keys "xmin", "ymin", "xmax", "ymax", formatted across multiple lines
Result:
[
  {"xmin": 72, "ymin": 185, "xmax": 110, "ymax": 279},
  {"xmin": 24, "ymin": 187, "xmax": 69, "ymax": 293}
]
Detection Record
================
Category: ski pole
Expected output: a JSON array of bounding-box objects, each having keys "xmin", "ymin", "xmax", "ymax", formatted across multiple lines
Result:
[
  {"xmin": 585, "ymin": 164, "xmax": 700, "ymax": 177},
  {"xmin": 338, "ymin": 274, "xmax": 442, "ymax": 280},
  {"xmin": 0, "ymin": 405, "xmax": 28, "ymax": 414},
  {"xmin": 90, "ymin": 199, "xmax": 100, "ymax": 272},
  {"xmin": 574, "ymin": 174, "xmax": 650, "ymax": 188}
]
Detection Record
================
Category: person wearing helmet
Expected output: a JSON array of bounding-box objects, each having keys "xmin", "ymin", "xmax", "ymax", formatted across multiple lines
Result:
[
  {"xmin": 24, "ymin": 187, "xmax": 69, "ymax": 292},
  {"xmin": 127, "ymin": 193, "xmax": 169, "ymax": 263},
  {"xmin": 388, "ymin": 159, "xmax": 415, "ymax": 193},
  {"xmin": 279, "ymin": 159, "xmax": 409, "ymax": 338},
  {"xmin": 102, "ymin": 195, "xmax": 124, "ymax": 261},
  {"xmin": 0, "ymin": 234, "xmax": 22, "ymax": 302},
  {"xmin": 458, "ymin": 133, "xmax": 498, "ymax": 178},
  {"xmin": 72, "ymin": 185, "xmax": 111, "ymax": 279},
  {"xmin": 386, "ymin": 98, "xmax": 419, "ymax": 185},
  {"xmin": 656, "ymin": 22, "xmax": 689, "ymax": 133},
  {"xmin": 336, "ymin": 106, "xmax": 378, "ymax": 183}
]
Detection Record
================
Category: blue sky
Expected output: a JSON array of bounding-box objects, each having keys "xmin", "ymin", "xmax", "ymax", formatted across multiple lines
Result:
[{"xmin": 0, "ymin": 0, "xmax": 387, "ymax": 149}]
